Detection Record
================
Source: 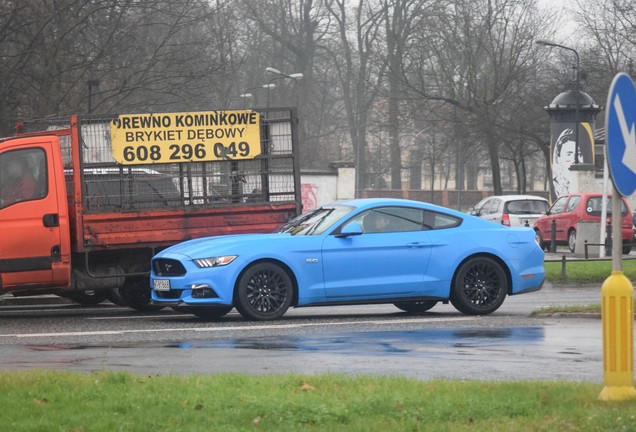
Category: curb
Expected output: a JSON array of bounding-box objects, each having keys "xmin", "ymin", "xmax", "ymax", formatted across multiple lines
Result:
[{"xmin": 0, "ymin": 294, "xmax": 72, "ymax": 306}]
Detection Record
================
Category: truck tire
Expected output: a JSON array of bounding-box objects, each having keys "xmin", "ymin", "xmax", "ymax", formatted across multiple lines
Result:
[
  {"xmin": 119, "ymin": 277, "xmax": 164, "ymax": 312},
  {"xmin": 60, "ymin": 290, "xmax": 109, "ymax": 306}
]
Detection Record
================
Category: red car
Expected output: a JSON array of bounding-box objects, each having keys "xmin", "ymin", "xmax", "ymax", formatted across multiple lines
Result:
[{"xmin": 533, "ymin": 193, "xmax": 634, "ymax": 254}]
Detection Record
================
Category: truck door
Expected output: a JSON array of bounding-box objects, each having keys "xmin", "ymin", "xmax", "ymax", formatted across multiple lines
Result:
[{"xmin": 0, "ymin": 137, "xmax": 71, "ymax": 291}]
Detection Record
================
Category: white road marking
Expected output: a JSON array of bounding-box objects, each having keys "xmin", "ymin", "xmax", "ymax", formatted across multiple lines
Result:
[{"xmin": 0, "ymin": 317, "xmax": 473, "ymax": 338}]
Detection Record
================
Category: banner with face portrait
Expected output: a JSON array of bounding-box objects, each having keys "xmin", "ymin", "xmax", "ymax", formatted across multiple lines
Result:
[{"xmin": 550, "ymin": 121, "xmax": 595, "ymax": 199}]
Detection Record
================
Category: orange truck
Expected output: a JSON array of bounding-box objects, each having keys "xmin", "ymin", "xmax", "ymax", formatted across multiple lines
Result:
[{"xmin": 0, "ymin": 108, "xmax": 301, "ymax": 310}]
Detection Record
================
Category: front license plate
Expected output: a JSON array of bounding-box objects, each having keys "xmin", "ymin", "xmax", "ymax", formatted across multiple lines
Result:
[{"xmin": 153, "ymin": 279, "xmax": 171, "ymax": 291}]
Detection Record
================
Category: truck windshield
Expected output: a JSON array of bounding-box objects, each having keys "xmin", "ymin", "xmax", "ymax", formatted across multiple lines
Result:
[{"xmin": 275, "ymin": 205, "xmax": 353, "ymax": 236}]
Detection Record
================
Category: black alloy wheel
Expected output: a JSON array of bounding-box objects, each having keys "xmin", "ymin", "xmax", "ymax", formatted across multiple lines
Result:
[
  {"xmin": 235, "ymin": 262, "xmax": 293, "ymax": 321},
  {"xmin": 450, "ymin": 257, "xmax": 507, "ymax": 315}
]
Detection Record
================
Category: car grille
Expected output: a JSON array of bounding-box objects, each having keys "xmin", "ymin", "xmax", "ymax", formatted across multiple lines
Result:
[
  {"xmin": 155, "ymin": 290, "xmax": 183, "ymax": 299},
  {"xmin": 153, "ymin": 259, "xmax": 186, "ymax": 276}
]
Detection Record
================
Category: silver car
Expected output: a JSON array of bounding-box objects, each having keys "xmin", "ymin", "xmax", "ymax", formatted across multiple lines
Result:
[{"xmin": 470, "ymin": 195, "xmax": 549, "ymax": 227}]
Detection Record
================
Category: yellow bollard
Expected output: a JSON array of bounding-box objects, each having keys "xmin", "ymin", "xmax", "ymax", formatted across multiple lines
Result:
[{"xmin": 598, "ymin": 271, "xmax": 636, "ymax": 401}]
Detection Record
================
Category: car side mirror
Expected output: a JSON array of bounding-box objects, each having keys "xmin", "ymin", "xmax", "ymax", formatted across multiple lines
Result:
[
  {"xmin": 469, "ymin": 209, "xmax": 480, "ymax": 216},
  {"xmin": 336, "ymin": 222, "xmax": 363, "ymax": 238}
]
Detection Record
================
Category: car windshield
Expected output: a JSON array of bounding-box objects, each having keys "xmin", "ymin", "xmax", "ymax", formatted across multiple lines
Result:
[
  {"xmin": 506, "ymin": 200, "xmax": 548, "ymax": 215},
  {"xmin": 275, "ymin": 205, "xmax": 354, "ymax": 236}
]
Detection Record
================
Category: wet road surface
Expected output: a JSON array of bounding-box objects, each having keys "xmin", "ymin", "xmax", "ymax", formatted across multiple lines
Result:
[{"xmin": 0, "ymin": 282, "xmax": 610, "ymax": 382}]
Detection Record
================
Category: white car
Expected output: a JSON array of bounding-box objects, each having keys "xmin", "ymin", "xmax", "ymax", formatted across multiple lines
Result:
[{"xmin": 469, "ymin": 195, "xmax": 549, "ymax": 227}]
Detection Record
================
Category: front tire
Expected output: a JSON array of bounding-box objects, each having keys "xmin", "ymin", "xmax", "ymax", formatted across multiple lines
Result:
[
  {"xmin": 450, "ymin": 257, "xmax": 507, "ymax": 315},
  {"xmin": 394, "ymin": 300, "xmax": 437, "ymax": 313},
  {"xmin": 234, "ymin": 262, "xmax": 293, "ymax": 321}
]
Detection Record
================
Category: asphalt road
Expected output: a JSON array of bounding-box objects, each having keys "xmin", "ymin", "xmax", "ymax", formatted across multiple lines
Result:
[{"xmin": 0, "ymin": 282, "xmax": 614, "ymax": 382}]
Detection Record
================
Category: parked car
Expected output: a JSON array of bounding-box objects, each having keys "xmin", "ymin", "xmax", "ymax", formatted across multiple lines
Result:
[
  {"xmin": 150, "ymin": 198, "xmax": 545, "ymax": 321},
  {"xmin": 469, "ymin": 195, "xmax": 549, "ymax": 227},
  {"xmin": 533, "ymin": 193, "xmax": 634, "ymax": 254}
]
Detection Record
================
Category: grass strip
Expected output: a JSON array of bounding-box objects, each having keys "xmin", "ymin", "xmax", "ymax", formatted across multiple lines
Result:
[
  {"xmin": 1, "ymin": 371, "xmax": 635, "ymax": 431},
  {"xmin": 545, "ymin": 259, "xmax": 636, "ymax": 284}
]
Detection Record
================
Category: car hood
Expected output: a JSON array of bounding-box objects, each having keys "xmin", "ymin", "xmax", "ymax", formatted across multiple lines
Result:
[{"xmin": 159, "ymin": 233, "xmax": 292, "ymax": 259}]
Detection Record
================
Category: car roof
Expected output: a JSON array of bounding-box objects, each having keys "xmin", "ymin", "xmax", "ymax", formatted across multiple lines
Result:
[
  {"xmin": 483, "ymin": 194, "xmax": 548, "ymax": 202},
  {"xmin": 324, "ymin": 197, "xmax": 464, "ymax": 216}
]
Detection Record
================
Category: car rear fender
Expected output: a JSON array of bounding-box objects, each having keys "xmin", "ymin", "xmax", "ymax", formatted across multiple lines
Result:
[{"xmin": 451, "ymin": 253, "xmax": 513, "ymax": 296}]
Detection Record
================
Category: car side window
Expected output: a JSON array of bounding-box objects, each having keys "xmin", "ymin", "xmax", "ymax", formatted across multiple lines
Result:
[
  {"xmin": 486, "ymin": 199, "xmax": 499, "ymax": 215},
  {"xmin": 491, "ymin": 198, "xmax": 502, "ymax": 214},
  {"xmin": 424, "ymin": 210, "xmax": 461, "ymax": 229},
  {"xmin": 360, "ymin": 207, "xmax": 422, "ymax": 233},
  {"xmin": 565, "ymin": 196, "xmax": 580, "ymax": 212}
]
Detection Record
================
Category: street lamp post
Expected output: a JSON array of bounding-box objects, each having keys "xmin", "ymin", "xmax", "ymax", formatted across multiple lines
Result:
[
  {"xmin": 536, "ymin": 39, "xmax": 581, "ymax": 164},
  {"xmin": 238, "ymin": 93, "xmax": 253, "ymax": 108},
  {"xmin": 265, "ymin": 67, "xmax": 304, "ymax": 112}
]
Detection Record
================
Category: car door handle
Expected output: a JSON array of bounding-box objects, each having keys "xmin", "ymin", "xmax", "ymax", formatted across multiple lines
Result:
[{"xmin": 406, "ymin": 242, "xmax": 425, "ymax": 248}]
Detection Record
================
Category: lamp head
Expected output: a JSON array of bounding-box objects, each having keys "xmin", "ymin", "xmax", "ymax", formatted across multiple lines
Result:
[{"xmin": 535, "ymin": 39, "xmax": 557, "ymax": 47}]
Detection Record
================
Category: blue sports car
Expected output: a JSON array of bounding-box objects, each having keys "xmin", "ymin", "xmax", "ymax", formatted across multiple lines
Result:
[{"xmin": 150, "ymin": 198, "xmax": 545, "ymax": 320}]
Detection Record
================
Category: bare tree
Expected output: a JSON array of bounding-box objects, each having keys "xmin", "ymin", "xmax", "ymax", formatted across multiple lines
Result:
[
  {"xmin": 0, "ymin": 0, "xmax": 235, "ymax": 133},
  {"xmin": 402, "ymin": 0, "xmax": 553, "ymax": 195},
  {"xmin": 326, "ymin": 0, "xmax": 385, "ymax": 193}
]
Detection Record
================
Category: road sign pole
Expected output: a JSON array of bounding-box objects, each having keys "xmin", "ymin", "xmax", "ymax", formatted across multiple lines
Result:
[{"xmin": 599, "ymin": 73, "xmax": 636, "ymax": 401}]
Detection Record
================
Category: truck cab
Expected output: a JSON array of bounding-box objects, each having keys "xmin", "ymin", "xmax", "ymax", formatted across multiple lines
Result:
[{"xmin": 0, "ymin": 136, "xmax": 71, "ymax": 292}]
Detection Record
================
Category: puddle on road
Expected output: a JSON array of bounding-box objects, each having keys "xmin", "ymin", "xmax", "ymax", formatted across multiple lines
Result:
[{"xmin": 28, "ymin": 327, "xmax": 545, "ymax": 355}]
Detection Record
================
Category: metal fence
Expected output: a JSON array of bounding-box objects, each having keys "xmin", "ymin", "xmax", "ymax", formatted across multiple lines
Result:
[{"xmin": 19, "ymin": 108, "xmax": 299, "ymax": 212}]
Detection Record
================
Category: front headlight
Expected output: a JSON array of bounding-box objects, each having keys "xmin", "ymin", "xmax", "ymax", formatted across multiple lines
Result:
[{"xmin": 193, "ymin": 255, "xmax": 237, "ymax": 268}]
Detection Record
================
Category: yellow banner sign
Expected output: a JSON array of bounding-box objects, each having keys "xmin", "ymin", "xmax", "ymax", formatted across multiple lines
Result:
[{"xmin": 110, "ymin": 110, "xmax": 261, "ymax": 164}]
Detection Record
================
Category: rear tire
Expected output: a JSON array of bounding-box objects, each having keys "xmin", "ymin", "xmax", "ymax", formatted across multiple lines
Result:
[
  {"xmin": 568, "ymin": 230, "xmax": 577, "ymax": 253},
  {"xmin": 450, "ymin": 257, "xmax": 507, "ymax": 315}
]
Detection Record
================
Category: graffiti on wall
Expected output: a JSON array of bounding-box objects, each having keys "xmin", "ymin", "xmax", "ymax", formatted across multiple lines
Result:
[{"xmin": 301, "ymin": 183, "xmax": 319, "ymax": 212}]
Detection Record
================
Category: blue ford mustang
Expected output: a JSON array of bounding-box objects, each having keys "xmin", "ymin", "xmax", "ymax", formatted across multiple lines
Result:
[{"xmin": 150, "ymin": 198, "xmax": 545, "ymax": 320}]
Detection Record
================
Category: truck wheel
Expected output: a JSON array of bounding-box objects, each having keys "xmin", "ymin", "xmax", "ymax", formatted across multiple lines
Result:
[
  {"xmin": 120, "ymin": 278, "xmax": 165, "ymax": 312},
  {"xmin": 104, "ymin": 288, "xmax": 126, "ymax": 306},
  {"xmin": 61, "ymin": 290, "xmax": 108, "ymax": 306}
]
